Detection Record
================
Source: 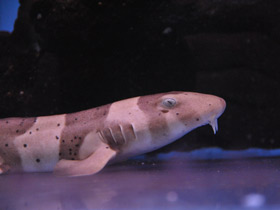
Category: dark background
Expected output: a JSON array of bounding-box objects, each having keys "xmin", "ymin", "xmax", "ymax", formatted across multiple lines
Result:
[{"xmin": 0, "ymin": 0, "xmax": 279, "ymax": 152}]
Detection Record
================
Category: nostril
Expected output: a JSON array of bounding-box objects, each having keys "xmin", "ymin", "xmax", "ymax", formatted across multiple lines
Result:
[{"xmin": 216, "ymin": 97, "xmax": 226, "ymax": 117}]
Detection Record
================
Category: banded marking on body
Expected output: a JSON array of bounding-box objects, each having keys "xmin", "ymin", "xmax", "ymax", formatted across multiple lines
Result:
[
  {"xmin": 137, "ymin": 94, "xmax": 170, "ymax": 142},
  {"xmin": 13, "ymin": 115, "xmax": 66, "ymax": 172},
  {"xmin": 0, "ymin": 117, "xmax": 36, "ymax": 172},
  {"xmin": 60, "ymin": 104, "xmax": 112, "ymax": 160}
]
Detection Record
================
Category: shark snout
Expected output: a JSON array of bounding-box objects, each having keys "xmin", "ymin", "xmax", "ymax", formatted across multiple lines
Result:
[{"xmin": 213, "ymin": 97, "xmax": 226, "ymax": 118}]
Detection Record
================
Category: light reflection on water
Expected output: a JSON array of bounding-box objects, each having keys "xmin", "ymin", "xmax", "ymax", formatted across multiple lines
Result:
[{"xmin": 1, "ymin": 156, "xmax": 280, "ymax": 210}]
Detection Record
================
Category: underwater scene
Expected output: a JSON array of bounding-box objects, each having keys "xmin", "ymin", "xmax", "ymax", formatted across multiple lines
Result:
[{"xmin": 1, "ymin": 0, "xmax": 280, "ymax": 209}]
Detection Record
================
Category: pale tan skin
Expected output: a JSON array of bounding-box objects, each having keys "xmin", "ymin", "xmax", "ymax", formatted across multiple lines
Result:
[{"xmin": 0, "ymin": 91, "xmax": 226, "ymax": 177}]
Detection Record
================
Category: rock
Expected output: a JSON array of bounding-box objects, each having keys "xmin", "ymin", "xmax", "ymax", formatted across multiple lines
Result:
[{"xmin": 0, "ymin": 0, "xmax": 280, "ymax": 150}]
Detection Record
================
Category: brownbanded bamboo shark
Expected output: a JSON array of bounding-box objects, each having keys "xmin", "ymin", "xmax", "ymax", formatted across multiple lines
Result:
[{"xmin": 0, "ymin": 91, "xmax": 226, "ymax": 177}]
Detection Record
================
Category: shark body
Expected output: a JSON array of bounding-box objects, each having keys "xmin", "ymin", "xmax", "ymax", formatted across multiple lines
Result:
[{"xmin": 0, "ymin": 91, "xmax": 226, "ymax": 177}]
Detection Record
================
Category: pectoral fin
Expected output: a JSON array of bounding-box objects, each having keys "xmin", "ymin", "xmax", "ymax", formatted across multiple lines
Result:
[{"xmin": 54, "ymin": 143, "xmax": 117, "ymax": 177}]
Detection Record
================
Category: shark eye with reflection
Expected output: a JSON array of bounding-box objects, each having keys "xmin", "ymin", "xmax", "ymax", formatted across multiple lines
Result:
[{"xmin": 162, "ymin": 98, "xmax": 177, "ymax": 108}]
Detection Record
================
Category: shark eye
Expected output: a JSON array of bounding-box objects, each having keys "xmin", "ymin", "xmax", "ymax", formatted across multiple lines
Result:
[{"xmin": 162, "ymin": 98, "xmax": 176, "ymax": 108}]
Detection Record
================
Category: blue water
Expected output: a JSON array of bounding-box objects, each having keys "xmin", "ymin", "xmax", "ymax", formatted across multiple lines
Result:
[
  {"xmin": 0, "ymin": 0, "xmax": 19, "ymax": 32},
  {"xmin": 159, "ymin": 148, "xmax": 280, "ymax": 160},
  {"xmin": 132, "ymin": 148, "xmax": 280, "ymax": 161}
]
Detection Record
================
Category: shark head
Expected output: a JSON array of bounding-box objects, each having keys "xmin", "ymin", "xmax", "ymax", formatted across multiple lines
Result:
[{"xmin": 107, "ymin": 91, "xmax": 226, "ymax": 160}]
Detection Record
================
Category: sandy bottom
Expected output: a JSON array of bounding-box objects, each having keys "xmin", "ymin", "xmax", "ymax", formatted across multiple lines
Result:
[{"xmin": 1, "ymin": 157, "xmax": 280, "ymax": 210}]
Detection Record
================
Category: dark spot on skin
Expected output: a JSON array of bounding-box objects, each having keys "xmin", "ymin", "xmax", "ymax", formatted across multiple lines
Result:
[
  {"xmin": 34, "ymin": 119, "xmax": 37, "ymax": 123},
  {"xmin": 74, "ymin": 136, "xmax": 77, "ymax": 139},
  {"xmin": 209, "ymin": 104, "xmax": 212, "ymax": 106},
  {"xmin": 57, "ymin": 123, "xmax": 60, "ymax": 127},
  {"xmin": 29, "ymin": 131, "xmax": 32, "ymax": 134},
  {"xmin": 69, "ymin": 148, "xmax": 72, "ymax": 152},
  {"xmin": 97, "ymin": 107, "xmax": 100, "ymax": 110},
  {"xmin": 6, "ymin": 121, "xmax": 8, "ymax": 124},
  {"xmin": 16, "ymin": 129, "xmax": 19, "ymax": 133},
  {"xmin": 36, "ymin": 159, "xmax": 40, "ymax": 163},
  {"xmin": 79, "ymin": 137, "xmax": 82, "ymax": 140},
  {"xmin": 59, "ymin": 153, "xmax": 62, "ymax": 156},
  {"xmin": 74, "ymin": 153, "xmax": 77, "ymax": 156},
  {"xmin": 106, "ymin": 147, "xmax": 109, "ymax": 149},
  {"xmin": 185, "ymin": 123, "xmax": 188, "ymax": 126},
  {"xmin": 71, "ymin": 158, "xmax": 75, "ymax": 160},
  {"xmin": 176, "ymin": 113, "xmax": 179, "ymax": 115},
  {"xmin": 71, "ymin": 139, "xmax": 73, "ymax": 142},
  {"xmin": 128, "ymin": 112, "xmax": 131, "ymax": 115},
  {"xmin": 75, "ymin": 118, "xmax": 77, "ymax": 121},
  {"xmin": 56, "ymin": 136, "xmax": 59, "ymax": 140},
  {"xmin": 103, "ymin": 111, "xmax": 107, "ymax": 116},
  {"xmin": 161, "ymin": 110, "xmax": 169, "ymax": 113},
  {"xmin": 196, "ymin": 118, "xmax": 200, "ymax": 121},
  {"xmin": 5, "ymin": 144, "xmax": 8, "ymax": 147},
  {"xmin": 62, "ymin": 140, "xmax": 65, "ymax": 143},
  {"xmin": 19, "ymin": 119, "xmax": 25, "ymax": 126},
  {"xmin": 36, "ymin": 128, "xmax": 39, "ymax": 131},
  {"xmin": 158, "ymin": 113, "xmax": 161, "ymax": 116},
  {"xmin": 75, "ymin": 144, "xmax": 79, "ymax": 147},
  {"xmin": 23, "ymin": 144, "xmax": 27, "ymax": 148}
]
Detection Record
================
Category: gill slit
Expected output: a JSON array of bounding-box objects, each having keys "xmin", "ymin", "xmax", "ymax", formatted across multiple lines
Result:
[
  {"xmin": 97, "ymin": 130, "xmax": 105, "ymax": 143},
  {"xmin": 119, "ymin": 124, "xmax": 127, "ymax": 144},
  {"xmin": 108, "ymin": 127, "xmax": 117, "ymax": 144},
  {"xmin": 130, "ymin": 123, "xmax": 137, "ymax": 140}
]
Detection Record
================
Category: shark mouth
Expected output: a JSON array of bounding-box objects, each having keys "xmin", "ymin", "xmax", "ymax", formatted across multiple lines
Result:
[{"xmin": 209, "ymin": 118, "xmax": 218, "ymax": 134}]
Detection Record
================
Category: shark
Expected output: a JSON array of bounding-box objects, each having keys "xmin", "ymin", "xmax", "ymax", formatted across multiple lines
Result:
[{"xmin": 0, "ymin": 91, "xmax": 226, "ymax": 177}]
